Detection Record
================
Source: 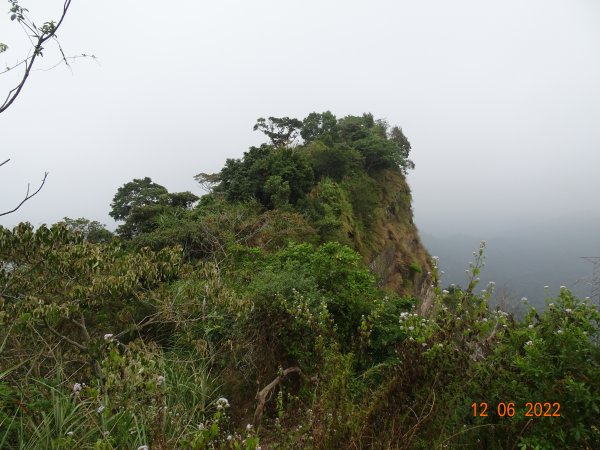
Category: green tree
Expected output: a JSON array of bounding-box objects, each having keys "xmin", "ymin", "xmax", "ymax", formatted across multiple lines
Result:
[
  {"xmin": 217, "ymin": 145, "xmax": 314, "ymax": 208},
  {"xmin": 301, "ymin": 111, "xmax": 339, "ymax": 144},
  {"xmin": 109, "ymin": 177, "xmax": 169, "ymax": 221},
  {"xmin": 337, "ymin": 114, "xmax": 373, "ymax": 143},
  {"xmin": 389, "ymin": 125, "xmax": 415, "ymax": 173},
  {"xmin": 264, "ymin": 175, "xmax": 291, "ymax": 208},
  {"xmin": 165, "ymin": 191, "xmax": 199, "ymax": 209},
  {"xmin": 110, "ymin": 178, "xmax": 198, "ymax": 239},
  {"xmin": 306, "ymin": 141, "xmax": 362, "ymax": 181},
  {"xmin": 253, "ymin": 116, "xmax": 303, "ymax": 147},
  {"xmin": 58, "ymin": 216, "xmax": 113, "ymax": 243},
  {"xmin": 353, "ymin": 134, "xmax": 401, "ymax": 172}
]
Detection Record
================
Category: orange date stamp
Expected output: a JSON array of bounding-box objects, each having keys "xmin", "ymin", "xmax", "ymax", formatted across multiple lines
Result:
[{"xmin": 472, "ymin": 402, "xmax": 561, "ymax": 418}]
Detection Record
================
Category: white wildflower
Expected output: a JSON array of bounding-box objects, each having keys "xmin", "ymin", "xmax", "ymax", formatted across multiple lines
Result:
[
  {"xmin": 525, "ymin": 340, "xmax": 533, "ymax": 346},
  {"xmin": 97, "ymin": 405, "xmax": 105, "ymax": 414},
  {"xmin": 157, "ymin": 375, "xmax": 165, "ymax": 385},
  {"xmin": 544, "ymin": 285, "xmax": 549, "ymax": 289},
  {"xmin": 521, "ymin": 297, "xmax": 528, "ymax": 303},
  {"xmin": 103, "ymin": 333, "xmax": 114, "ymax": 341},
  {"xmin": 72, "ymin": 383, "xmax": 82, "ymax": 394},
  {"xmin": 226, "ymin": 435, "xmax": 233, "ymax": 441},
  {"xmin": 437, "ymin": 343, "xmax": 443, "ymax": 348},
  {"xmin": 216, "ymin": 397, "xmax": 230, "ymax": 410},
  {"xmin": 408, "ymin": 326, "xmax": 414, "ymax": 331},
  {"xmin": 560, "ymin": 285, "xmax": 566, "ymax": 290},
  {"xmin": 565, "ymin": 309, "xmax": 572, "ymax": 314},
  {"xmin": 246, "ymin": 423, "xmax": 253, "ymax": 431},
  {"xmin": 528, "ymin": 324, "xmax": 534, "ymax": 329},
  {"xmin": 66, "ymin": 431, "xmax": 74, "ymax": 437},
  {"xmin": 557, "ymin": 329, "xmax": 563, "ymax": 334},
  {"xmin": 422, "ymin": 342, "xmax": 427, "ymax": 347},
  {"xmin": 197, "ymin": 423, "xmax": 205, "ymax": 430},
  {"xmin": 442, "ymin": 290, "xmax": 449, "ymax": 295},
  {"xmin": 137, "ymin": 446, "xmax": 149, "ymax": 450}
]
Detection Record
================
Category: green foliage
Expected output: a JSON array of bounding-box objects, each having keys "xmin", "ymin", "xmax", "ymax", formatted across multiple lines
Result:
[
  {"xmin": 353, "ymin": 133, "xmax": 407, "ymax": 173},
  {"xmin": 473, "ymin": 290, "xmax": 600, "ymax": 449},
  {"xmin": 130, "ymin": 197, "xmax": 316, "ymax": 260},
  {"xmin": 246, "ymin": 242, "xmax": 381, "ymax": 359},
  {"xmin": 109, "ymin": 177, "xmax": 198, "ymax": 239},
  {"xmin": 59, "ymin": 217, "xmax": 113, "ymax": 243},
  {"xmin": 253, "ymin": 116, "xmax": 303, "ymax": 147},
  {"xmin": 264, "ymin": 175, "xmax": 291, "ymax": 208},
  {"xmin": 217, "ymin": 145, "xmax": 314, "ymax": 208},
  {"xmin": 217, "ymin": 111, "xmax": 414, "ymax": 213},
  {"xmin": 4, "ymin": 112, "xmax": 598, "ymax": 450},
  {"xmin": 342, "ymin": 249, "xmax": 600, "ymax": 450},
  {"xmin": 390, "ymin": 125, "xmax": 415, "ymax": 173},
  {"xmin": 301, "ymin": 178, "xmax": 355, "ymax": 243},
  {"xmin": 341, "ymin": 171, "xmax": 380, "ymax": 228},
  {"xmin": 0, "ymin": 222, "xmax": 184, "ymax": 378},
  {"xmin": 337, "ymin": 113, "xmax": 374, "ymax": 142},
  {"xmin": 109, "ymin": 177, "xmax": 168, "ymax": 222},
  {"xmin": 301, "ymin": 111, "xmax": 339, "ymax": 144},
  {"xmin": 305, "ymin": 141, "xmax": 362, "ymax": 181}
]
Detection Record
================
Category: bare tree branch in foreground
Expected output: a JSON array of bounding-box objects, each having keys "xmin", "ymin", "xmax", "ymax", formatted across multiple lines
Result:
[
  {"xmin": 1, "ymin": 0, "xmax": 74, "ymax": 114},
  {"xmin": 0, "ymin": 158, "xmax": 48, "ymax": 217}
]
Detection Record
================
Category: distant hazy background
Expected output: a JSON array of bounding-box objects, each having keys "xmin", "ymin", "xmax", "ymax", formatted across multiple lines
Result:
[{"xmin": 2, "ymin": 0, "xmax": 599, "ymax": 307}]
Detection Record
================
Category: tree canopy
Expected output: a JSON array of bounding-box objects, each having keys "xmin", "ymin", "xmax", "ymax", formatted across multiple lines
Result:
[
  {"xmin": 110, "ymin": 177, "xmax": 198, "ymax": 239},
  {"xmin": 217, "ymin": 112, "xmax": 414, "ymax": 210}
]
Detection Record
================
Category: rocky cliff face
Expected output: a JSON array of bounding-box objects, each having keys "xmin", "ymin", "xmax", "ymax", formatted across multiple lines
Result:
[{"xmin": 351, "ymin": 169, "xmax": 434, "ymax": 310}]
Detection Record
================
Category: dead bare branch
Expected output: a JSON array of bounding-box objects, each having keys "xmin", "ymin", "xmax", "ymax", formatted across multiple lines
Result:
[
  {"xmin": 0, "ymin": 170, "xmax": 48, "ymax": 217},
  {"xmin": 254, "ymin": 366, "xmax": 306, "ymax": 428},
  {"xmin": 43, "ymin": 316, "xmax": 88, "ymax": 351}
]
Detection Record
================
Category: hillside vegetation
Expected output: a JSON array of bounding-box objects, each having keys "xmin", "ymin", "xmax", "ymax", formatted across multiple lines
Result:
[{"xmin": 1, "ymin": 112, "xmax": 599, "ymax": 449}]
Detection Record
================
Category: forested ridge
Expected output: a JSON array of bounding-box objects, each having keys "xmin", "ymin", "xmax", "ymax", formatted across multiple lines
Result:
[{"xmin": 1, "ymin": 112, "xmax": 599, "ymax": 449}]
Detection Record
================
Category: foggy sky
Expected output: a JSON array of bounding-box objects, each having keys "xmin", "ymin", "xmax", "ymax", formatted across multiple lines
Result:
[{"xmin": 1, "ymin": 0, "xmax": 599, "ymax": 238}]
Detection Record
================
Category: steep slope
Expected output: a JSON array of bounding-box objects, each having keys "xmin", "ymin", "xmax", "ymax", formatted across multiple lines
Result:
[
  {"xmin": 302, "ymin": 167, "xmax": 433, "ymax": 306},
  {"xmin": 351, "ymin": 169, "xmax": 433, "ymax": 307}
]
